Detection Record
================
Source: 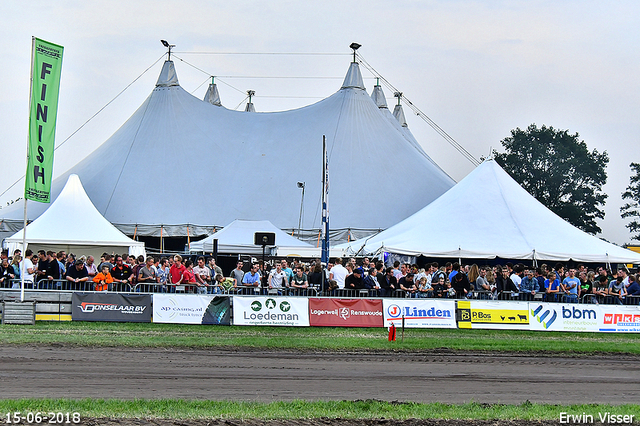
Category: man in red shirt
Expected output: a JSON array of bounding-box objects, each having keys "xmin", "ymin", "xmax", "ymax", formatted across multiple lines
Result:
[{"xmin": 169, "ymin": 255, "xmax": 187, "ymax": 293}]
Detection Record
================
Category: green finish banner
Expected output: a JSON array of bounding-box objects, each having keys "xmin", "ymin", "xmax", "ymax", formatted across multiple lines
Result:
[{"xmin": 25, "ymin": 38, "xmax": 63, "ymax": 203}]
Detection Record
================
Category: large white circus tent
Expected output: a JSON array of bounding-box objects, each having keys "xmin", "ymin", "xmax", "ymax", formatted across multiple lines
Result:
[
  {"xmin": 0, "ymin": 56, "xmax": 455, "ymax": 244},
  {"xmin": 339, "ymin": 159, "xmax": 640, "ymax": 264},
  {"xmin": 4, "ymin": 174, "xmax": 145, "ymax": 259}
]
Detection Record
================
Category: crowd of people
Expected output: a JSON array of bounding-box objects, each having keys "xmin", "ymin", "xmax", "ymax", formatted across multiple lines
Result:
[{"xmin": 1, "ymin": 249, "xmax": 639, "ymax": 304}]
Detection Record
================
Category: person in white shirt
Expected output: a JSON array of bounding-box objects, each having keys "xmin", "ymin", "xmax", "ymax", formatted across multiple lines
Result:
[
  {"xmin": 19, "ymin": 249, "xmax": 36, "ymax": 288},
  {"xmin": 329, "ymin": 257, "xmax": 348, "ymax": 289}
]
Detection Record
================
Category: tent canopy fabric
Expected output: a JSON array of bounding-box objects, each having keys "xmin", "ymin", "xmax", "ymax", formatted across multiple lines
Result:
[
  {"xmin": 189, "ymin": 219, "xmax": 312, "ymax": 255},
  {"xmin": 339, "ymin": 159, "xmax": 640, "ymax": 264},
  {"xmin": 0, "ymin": 59, "xmax": 454, "ymax": 239},
  {"xmin": 4, "ymin": 174, "xmax": 145, "ymax": 258}
]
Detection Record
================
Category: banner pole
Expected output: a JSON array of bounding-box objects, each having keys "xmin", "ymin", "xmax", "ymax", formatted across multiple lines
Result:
[{"xmin": 20, "ymin": 37, "xmax": 37, "ymax": 303}]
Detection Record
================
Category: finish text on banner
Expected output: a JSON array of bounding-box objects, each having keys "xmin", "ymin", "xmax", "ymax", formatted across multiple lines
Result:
[
  {"xmin": 233, "ymin": 296, "xmax": 309, "ymax": 326},
  {"xmin": 383, "ymin": 299, "xmax": 456, "ymax": 328},
  {"xmin": 25, "ymin": 38, "xmax": 63, "ymax": 203},
  {"xmin": 309, "ymin": 298, "xmax": 383, "ymax": 327}
]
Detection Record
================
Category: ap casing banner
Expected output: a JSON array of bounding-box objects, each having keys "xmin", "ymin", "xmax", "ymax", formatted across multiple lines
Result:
[
  {"xmin": 153, "ymin": 294, "xmax": 230, "ymax": 325},
  {"xmin": 233, "ymin": 296, "xmax": 309, "ymax": 326},
  {"xmin": 309, "ymin": 298, "xmax": 383, "ymax": 327},
  {"xmin": 529, "ymin": 303, "xmax": 599, "ymax": 332},
  {"xmin": 382, "ymin": 299, "xmax": 456, "ymax": 328},
  {"xmin": 72, "ymin": 293, "xmax": 151, "ymax": 322}
]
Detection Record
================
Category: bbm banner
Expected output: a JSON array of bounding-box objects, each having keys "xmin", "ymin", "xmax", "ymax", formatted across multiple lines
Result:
[
  {"xmin": 25, "ymin": 38, "xmax": 63, "ymax": 203},
  {"xmin": 72, "ymin": 293, "xmax": 151, "ymax": 322}
]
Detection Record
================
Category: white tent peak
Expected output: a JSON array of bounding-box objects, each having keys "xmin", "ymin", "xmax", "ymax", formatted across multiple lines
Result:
[
  {"xmin": 156, "ymin": 60, "xmax": 179, "ymax": 87},
  {"xmin": 204, "ymin": 82, "xmax": 222, "ymax": 106},
  {"xmin": 5, "ymin": 174, "xmax": 144, "ymax": 256},
  {"xmin": 393, "ymin": 103, "xmax": 407, "ymax": 127},
  {"xmin": 189, "ymin": 219, "xmax": 311, "ymax": 254},
  {"xmin": 340, "ymin": 159, "xmax": 640, "ymax": 263},
  {"xmin": 371, "ymin": 84, "xmax": 387, "ymax": 109},
  {"xmin": 341, "ymin": 62, "xmax": 365, "ymax": 90}
]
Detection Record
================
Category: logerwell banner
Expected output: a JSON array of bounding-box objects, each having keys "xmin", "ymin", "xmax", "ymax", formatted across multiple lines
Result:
[
  {"xmin": 309, "ymin": 298, "xmax": 383, "ymax": 327},
  {"xmin": 233, "ymin": 296, "xmax": 309, "ymax": 326},
  {"xmin": 25, "ymin": 38, "xmax": 64, "ymax": 203},
  {"xmin": 153, "ymin": 294, "xmax": 231, "ymax": 325},
  {"xmin": 382, "ymin": 299, "xmax": 456, "ymax": 328},
  {"xmin": 72, "ymin": 293, "xmax": 151, "ymax": 322},
  {"xmin": 457, "ymin": 300, "xmax": 529, "ymax": 329}
]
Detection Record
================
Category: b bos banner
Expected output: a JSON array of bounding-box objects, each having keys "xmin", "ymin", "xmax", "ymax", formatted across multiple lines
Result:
[
  {"xmin": 309, "ymin": 298, "xmax": 383, "ymax": 327},
  {"xmin": 72, "ymin": 293, "xmax": 151, "ymax": 322},
  {"xmin": 383, "ymin": 299, "xmax": 456, "ymax": 328},
  {"xmin": 153, "ymin": 294, "xmax": 231, "ymax": 325},
  {"xmin": 233, "ymin": 296, "xmax": 309, "ymax": 326},
  {"xmin": 457, "ymin": 300, "xmax": 529, "ymax": 329}
]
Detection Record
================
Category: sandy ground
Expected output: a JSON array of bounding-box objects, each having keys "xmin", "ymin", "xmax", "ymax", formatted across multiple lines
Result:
[{"xmin": 0, "ymin": 345, "xmax": 638, "ymax": 424}]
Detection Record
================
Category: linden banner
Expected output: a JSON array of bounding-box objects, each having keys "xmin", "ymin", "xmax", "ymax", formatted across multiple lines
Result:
[{"xmin": 25, "ymin": 38, "xmax": 63, "ymax": 203}]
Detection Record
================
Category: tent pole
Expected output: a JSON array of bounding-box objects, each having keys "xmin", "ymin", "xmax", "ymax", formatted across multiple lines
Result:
[{"xmin": 20, "ymin": 198, "xmax": 27, "ymax": 302}]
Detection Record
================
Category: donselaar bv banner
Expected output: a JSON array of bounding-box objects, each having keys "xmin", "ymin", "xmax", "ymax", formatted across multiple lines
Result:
[
  {"xmin": 382, "ymin": 299, "xmax": 456, "ymax": 328},
  {"xmin": 26, "ymin": 38, "xmax": 63, "ymax": 203},
  {"xmin": 72, "ymin": 293, "xmax": 151, "ymax": 322},
  {"xmin": 153, "ymin": 294, "xmax": 231, "ymax": 325},
  {"xmin": 233, "ymin": 296, "xmax": 309, "ymax": 326}
]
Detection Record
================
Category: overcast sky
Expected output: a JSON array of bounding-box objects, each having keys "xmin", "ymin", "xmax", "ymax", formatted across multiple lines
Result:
[{"xmin": 1, "ymin": 0, "xmax": 639, "ymax": 244}]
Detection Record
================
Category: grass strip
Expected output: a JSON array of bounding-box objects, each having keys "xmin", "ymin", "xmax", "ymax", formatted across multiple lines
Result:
[
  {"xmin": 1, "ymin": 322, "xmax": 640, "ymax": 354},
  {"xmin": 0, "ymin": 400, "xmax": 637, "ymax": 420}
]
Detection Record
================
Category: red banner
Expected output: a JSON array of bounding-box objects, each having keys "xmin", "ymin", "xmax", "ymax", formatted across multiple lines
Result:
[{"xmin": 309, "ymin": 298, "xmax": 383, "ymax": 327}]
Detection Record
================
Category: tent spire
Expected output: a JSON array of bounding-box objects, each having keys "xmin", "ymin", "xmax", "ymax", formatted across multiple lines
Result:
[
  {"xmin": 392, "ymin": 92, "xmax": 407, "ymax": 127},
  {"xmin": 245, "ymin": 90, "xmax": 255, "ymax": 112},
  {"xmin": 341, "ymin": 44, "xmax": 365, "ymax": 90},
  {"xmin": 204, "ymin": 76, "xmax": 222, "ymax": 106},
  {"xmin": 371, "ymin": 78, "xmax": 387, "ymax": 109},
  {"xmin": 349, "ymin": 42, "xmax": 361, "ymax": 63}
]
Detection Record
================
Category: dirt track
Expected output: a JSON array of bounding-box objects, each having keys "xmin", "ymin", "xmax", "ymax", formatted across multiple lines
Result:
[{"xmin": 1, "ymin": 345, "xmax": 638, "ymax": 424}]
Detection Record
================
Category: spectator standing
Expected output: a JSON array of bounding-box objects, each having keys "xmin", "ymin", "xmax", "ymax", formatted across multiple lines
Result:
[
  {"xmin": 229, "ymin": 261, "xmax": 245, "ymax": 288},
  {"xmin": 193, "ymin": 257, "xmax": 212, "ymax": 293},
  {"xmin": 329, "ymin": 258, "xmax": 348, "ymax": 289}
]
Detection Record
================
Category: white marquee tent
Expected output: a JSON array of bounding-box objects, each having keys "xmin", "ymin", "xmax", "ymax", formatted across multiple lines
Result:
[
  {"xmin": 4, "ymin": 174, "xmax": 145, "ymax": 259},
  {"xmin": 189, "ymin": 219, "xmax": 312, "ymax": 255},
  {"xmin": 339, "ymin": 159, "xmax": 640, "ymax": 264},
  {"xmin": 0, "ymin": 56, "xmax": 454, "ymax": 242}
]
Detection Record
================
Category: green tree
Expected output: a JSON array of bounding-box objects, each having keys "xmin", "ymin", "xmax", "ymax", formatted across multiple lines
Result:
[
  {"xmin": 621, "ymin": 162, "xmax": 640, "ymax": 241},
  {"xmin": 493, "ymin": 124, "xmax": 609, "ymax": 235}
]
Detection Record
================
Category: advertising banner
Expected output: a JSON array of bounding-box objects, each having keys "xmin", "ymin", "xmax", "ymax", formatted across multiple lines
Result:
[
  {"xmin": 382, "ymin": 299, "xmax": 456, "ymax": 328},
  {"xmin": 309, "ymin": 298, "xmax": 383, "ymax": 327},
  {"xmin": 529, "ymin": 303, "xmax": 599, "ymax": 332},
  {"xmin": 72, "ymin": 293, "xmax": 151, "ymax": 322},
  {"xmin": 599, "ymin": 306, "xmax": 640, "ymax": 332},
  {"xmin": 457, "ymin": 300, "xmax": 529, "ymax": 329},
  {"xmin": 153, "ymin": 294, "xmax": 231, "ymax": 325},
  {"xmin": 26, "ymin": 38, "xmax": 64, "ymax": 203},
  {"xmin": 233, "ymin": 296, "xmax": 309, "ymax": 326}
]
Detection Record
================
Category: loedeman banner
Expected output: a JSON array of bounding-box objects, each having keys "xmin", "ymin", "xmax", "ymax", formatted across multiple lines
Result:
[
  {"xmin": 529, "ymin": 303, "xmax": 599, "ymax": 332},
  {"xmin": 457, "ymin": 300, "xmax": 529, "ymax": 329},
  {"xmin": 309, "ymin": 298, "xmax": 383, "ymax": 327},
  {"xmin": 383, "ymin": 299, "xmax": 456, "ymax": 328},
  {"xmin": 233, "ymin": 296, "xmax": 309, "ymax": 326},
  {"xmin": 25, "ymin": 38, "xmax": 64, "ymax": 203},
  {"xmin": 153, "ymin": 294, "xmax": 230, "ymax": 325},
  {"xmin": 72, "ymin": 293, "xmax": 151, "ymax": 322}
]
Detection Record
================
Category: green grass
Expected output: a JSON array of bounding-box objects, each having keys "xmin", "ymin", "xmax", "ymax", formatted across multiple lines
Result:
[
  {"xmin": 1, "ymin": 322, "xmax": 640, "ymax": 354},
  {"xmin": 0, "ymin": 399, "xmax": 637, "ymax": 420}
]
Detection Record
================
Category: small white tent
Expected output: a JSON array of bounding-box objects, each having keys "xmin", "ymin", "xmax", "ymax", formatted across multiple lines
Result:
[
  {"xmin": 189, "ymin": 219, "xmax": 312, "ymax": 255},
  {"xmin": 4, "ymin": 175, "xmax": 145, "ymax": 259},
  {"xmin": 340, "ymin": 159, "xmax": 640, "ymax": 264}
]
